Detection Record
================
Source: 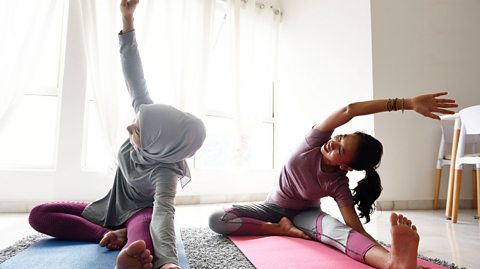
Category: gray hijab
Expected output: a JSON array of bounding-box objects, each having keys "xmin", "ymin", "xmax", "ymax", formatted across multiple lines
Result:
[{"xmin": 117, "ymin": 104, "xmax": 206, "ymax": 189}]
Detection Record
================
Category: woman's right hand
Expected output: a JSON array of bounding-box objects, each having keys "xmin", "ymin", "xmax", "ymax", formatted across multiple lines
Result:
[
  {"xmin": 120, "ymin": 0, "xmax": 139, "ymax": 20},
  {"xmin": 121, "ymin": 0, "xmax": 138, "ymax": 32}
]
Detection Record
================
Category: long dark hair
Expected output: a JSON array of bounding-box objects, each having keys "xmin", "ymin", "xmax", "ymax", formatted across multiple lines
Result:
[{"xmin": 348, "ymin": 132, "xmax": 383, "ymax": 223}]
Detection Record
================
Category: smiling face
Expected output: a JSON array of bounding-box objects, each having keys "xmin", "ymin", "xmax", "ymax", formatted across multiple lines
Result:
[{"xmin": 320, "ymin": 133, "xmax": 360, "ymax": 171}]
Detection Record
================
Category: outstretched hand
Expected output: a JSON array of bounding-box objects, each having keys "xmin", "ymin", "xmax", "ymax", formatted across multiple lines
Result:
[
  {"xmin": 411, "ymin": 92, "xmax": 458, "ymax": 120},
  {"xmin": 120, "ymin": 0, "xmax": 139, "ymax": 19}
]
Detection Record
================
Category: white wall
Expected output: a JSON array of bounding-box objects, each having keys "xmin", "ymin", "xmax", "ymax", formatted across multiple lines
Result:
[
  {"xmin": 276, "ymin": 0, "xmax": 374, "ymax": 184},
  {"xmin": 371, "ymin": 0, "xmax": 480, "ymax": 206}
]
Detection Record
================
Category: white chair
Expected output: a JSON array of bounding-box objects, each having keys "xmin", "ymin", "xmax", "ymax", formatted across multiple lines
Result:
[
  {"xmin": 451, "ymin": 105, "xmax": 480, "ymax": 223},
  {"xmin": 434, "ymin": 115, "xmax": 477, "ymax": 215},
  {"xmin": 434, "ymin": 114, "xmax": 458, "ymax": 210}
]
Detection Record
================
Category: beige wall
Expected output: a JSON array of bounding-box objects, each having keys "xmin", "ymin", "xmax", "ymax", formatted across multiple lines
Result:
[
  {"xmin": 277, "ymin": 0, "xmax": 480, "ymax": 207},
  {"xmin": 371, "ymin": 0, "xmax": 480, "ymax": 204},
  {"xmin": 276, "ymin": 0, "xmax": 374, "ymax": 181}
]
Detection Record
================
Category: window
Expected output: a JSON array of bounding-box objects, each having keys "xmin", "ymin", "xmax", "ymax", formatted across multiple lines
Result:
[
  {"xmin": 82, "ymin": 82, "xmax": 114, "ymax": 171},
  {"xmin": 0, "ymin": 1, "xmax": 67, "ymax": 169},
  {"xmin": 194, "ymin": 0, "xmax": 277, "ymax": 170}
]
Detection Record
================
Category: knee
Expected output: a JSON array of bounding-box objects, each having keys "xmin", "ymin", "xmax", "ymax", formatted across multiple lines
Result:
[
  {"xmin": 208, "ymin": 210, "xmax": 226, "ymax": 234},
  {"xmin": 208, "ymin": 209, "xmax": 240, "ymax": 235},
  {"xmin": 28, "ymin": 204, "xmax": 49, "ymax": 231}
]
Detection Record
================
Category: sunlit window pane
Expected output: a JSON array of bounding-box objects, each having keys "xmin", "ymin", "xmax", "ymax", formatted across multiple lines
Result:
[
  {"xmin": 195, "ymin": 116, "xmax": 273, "ymax": 169},
  {"xmin": 0, "ymin": 0, "xmax": 65, "ymax": 169},
  {"xmin": 205, "ymin": 1, "xmax": 235, "ymax": 116},
  {"xmin": 3, "ymin": 1, "xmax": 65, "ymax": 96},
  {"xmin": 0, "ymin": 96, "xmax": 58, "ymax": 168},
  {"xmin": 83, "ymin": 100, "xmax": 113, "ymax": 171}
]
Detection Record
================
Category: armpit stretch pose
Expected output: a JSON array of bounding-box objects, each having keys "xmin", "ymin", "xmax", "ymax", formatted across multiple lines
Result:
[{"xmin": 209, "ymin": 93, "xmax": 457, "ymax": 269}]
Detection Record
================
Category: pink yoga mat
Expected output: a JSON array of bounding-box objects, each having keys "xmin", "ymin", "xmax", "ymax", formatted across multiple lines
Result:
[{"xmin": 229, "ymin": 235, "xmax": 448, "ymax": 269}]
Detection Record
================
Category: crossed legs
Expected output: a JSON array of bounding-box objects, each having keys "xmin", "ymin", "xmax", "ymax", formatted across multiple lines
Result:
[{"xmin": 28, "ymin": 202, "xmax": 154, "ymax": 269}]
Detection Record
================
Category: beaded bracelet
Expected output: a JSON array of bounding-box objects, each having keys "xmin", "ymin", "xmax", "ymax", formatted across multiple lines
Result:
[{"xmin": 387, "ymin": 98, "xmax": 405, "ymax": 112}]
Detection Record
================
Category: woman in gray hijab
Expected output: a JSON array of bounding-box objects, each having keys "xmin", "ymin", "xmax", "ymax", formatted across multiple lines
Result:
[{"xmin": 28, "ymin": 1, "xmax": 206, "ymax": 269}]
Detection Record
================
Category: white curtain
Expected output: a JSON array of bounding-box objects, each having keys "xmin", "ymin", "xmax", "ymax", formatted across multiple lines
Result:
[
  {"xmin": 79, "ymin": 0, "xmax": 124, "ymax": 163},
  {"xmin": 0, "ymin": 0, "xmax": 63, "ymax": 128},
  {"xmin": 79, "ymin": 0, "xmax": 214, "ymax": 164},
  {"xmin": 228, "ymin": 0, "xmax": 282, "ymax": 165}
]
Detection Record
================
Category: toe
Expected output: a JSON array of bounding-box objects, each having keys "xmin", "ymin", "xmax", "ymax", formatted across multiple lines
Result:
[
  {"xmin": 390, "ymin": 212, "xmax": 399, "ymax": 226},
  {"xmin": 100, "ymin": 232, "xmax": 112, "ymax": 247}
]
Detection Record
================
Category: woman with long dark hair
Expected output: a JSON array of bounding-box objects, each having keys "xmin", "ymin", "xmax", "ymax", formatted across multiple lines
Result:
[{"xmin": 209, "ymin": 93, "xmax": 457, "ymax": 268}]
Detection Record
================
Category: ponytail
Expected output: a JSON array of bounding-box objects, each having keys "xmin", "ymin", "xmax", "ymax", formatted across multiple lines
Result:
[
  {"xmin": 352, "ymin": 169, "xmax": 382, "ymax": 223},
  {"xmin": 348, "ymin": 132, "xmax": 384, "ymax": 223}
]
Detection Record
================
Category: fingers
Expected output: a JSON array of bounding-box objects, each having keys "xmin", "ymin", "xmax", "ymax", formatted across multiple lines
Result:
[
  {"xmin": 437, "ymin": 104, "xmax": 458, "ymax": 109},
  {"xmin": 424, "ymin": 112, "xmax": 441, "ymax": 120},
  {"xmin": 435, "ymin": 98, "xmax": 456, "ymax": 104},
  {"xmin": 130, "ymin": 0, "xmax": 139, "ymax": 5},
  {"xmin": 432, "ymin": 92, "xmax": 449, "ymax": 97},
  {"xmin": 434, "ymin": 108, "xmax": 456, "ymax": 115}
]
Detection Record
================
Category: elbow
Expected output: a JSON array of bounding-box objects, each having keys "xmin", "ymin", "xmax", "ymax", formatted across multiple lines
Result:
[
  {"xmin": 343, "ymin": 103, "xmax": 355, "ymax": 118},
  {"xmin": 344, "ymin": 102, "xmax": 363, "ymax": 118}
]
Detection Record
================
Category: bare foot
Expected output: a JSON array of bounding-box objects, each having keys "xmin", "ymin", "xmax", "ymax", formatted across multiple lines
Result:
[
  {"xmin": 116, "ymin": 240, "xmax": 153, "ymax": 269},
  {"xmin": 100, "ymin": 228, "xmax": 127, "ymax": 250},
  {"xmin": 278, "ymin": 217, "xmax": 311, "ymax": 240},
  {"xmin": 160, "ymin": 263, "xmax": 181, "ymax": 269},
  {"xmin": 387, "ymin": 213, "xmax": 420, "ymax": 269}
]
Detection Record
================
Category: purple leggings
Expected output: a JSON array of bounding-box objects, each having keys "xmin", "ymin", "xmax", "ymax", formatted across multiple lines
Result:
[{"xmin": 28, "ymin": 201, "xmax": 153, "ymax": 253}]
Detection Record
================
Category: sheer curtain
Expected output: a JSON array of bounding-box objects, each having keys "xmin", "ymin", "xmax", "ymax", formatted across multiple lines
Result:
[
  {"xmin": 79, "ymin": 0, "xmax": 214, "ymax": 166},
  {"xmin": 0, "ymin": 0, "xmax": 63, "ymax": 128},
  {"xmin": 79, "ymin": 1, "xmax": 124, "ymax": 165},
  {"xmin": 79, "ymin": 0, "xmax": 281, "ymax": 172},
  {"xmin": 0, "ymin": 1, "xmax": 65, "ymax": 168},
  {"xmin": 232, "ymin": 0, "xmax": 282, "ymax": 166},
  {"xmin": 196, "ymin": 0, "xmax": 282, "ymax": 169}
]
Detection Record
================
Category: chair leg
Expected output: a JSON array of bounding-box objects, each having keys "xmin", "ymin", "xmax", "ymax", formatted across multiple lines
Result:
[
  {"xmin": 473, "ymin": 169, "xmax": 477, "ymax": 210},
  {"xmin": 476, "ymin": 168, "xmax": 480, "ymax": 219},
  {"xmin": 434, "ymin": 168, "xmax": 442, "ymax": 209},
  {"xmin": 446, "ymin": 128, "xmax": 460, "ymax": 219},
  {"xmin": 452, "ymin": 169, "xmax": 463, "ymax": 223},
  {"xmin": 445, "ymin": 166, "xmax": 456, "ymax": 219}
]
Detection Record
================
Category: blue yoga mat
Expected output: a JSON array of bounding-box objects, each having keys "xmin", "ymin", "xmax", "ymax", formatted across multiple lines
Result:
[{"xmin": 0, "ymin": 226, "xmax": 189, "ymax": 269}]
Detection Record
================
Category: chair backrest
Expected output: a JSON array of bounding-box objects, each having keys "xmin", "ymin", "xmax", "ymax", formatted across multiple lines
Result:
[
  {"xmin": 439, "ymin": 118, "xmax": 456, "ymax": 143},
  {"xmin": 437, "ymin": 114, "xmax": 477, "ymax": 145},
  {"xmin": 459, "ymin": 105, "xmax": 480, "ymax": 136}
]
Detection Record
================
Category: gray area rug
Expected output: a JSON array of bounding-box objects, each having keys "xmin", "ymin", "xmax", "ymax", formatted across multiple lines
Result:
[
  {"xmin": 0, "ymin": 233, "xmax": 50, "ymax": 264},
  {"xmin": 180, "ymin": 228, "xmax": 254, "ymax": 269},
  {"xmin": 0, "ymin": 228, "xmax": 466, "ymax": 269}
]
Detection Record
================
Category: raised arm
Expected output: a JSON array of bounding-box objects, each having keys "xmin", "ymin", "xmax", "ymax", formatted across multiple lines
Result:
[
  {"xmin": 119, "ymin": 0, "xmax": 153, "ymax": 113},
  {"xmin": 314, "ymin": 92, "xmax": 458, "ymax": 132}
]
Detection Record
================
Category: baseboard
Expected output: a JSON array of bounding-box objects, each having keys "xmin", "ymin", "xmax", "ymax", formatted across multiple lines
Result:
[
  {"xmin": 175, "ymin": 193, "xmax": 268, "ymax": 205},
  {"xmin": 375, "ymin": 199, "xmax": 476, "ymax": 210}
]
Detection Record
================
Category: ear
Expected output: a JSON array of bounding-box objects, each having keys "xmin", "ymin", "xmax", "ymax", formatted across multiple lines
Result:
[{"xmin": 339, "ymin": 164, "xmax": 353, "ymax": 171}]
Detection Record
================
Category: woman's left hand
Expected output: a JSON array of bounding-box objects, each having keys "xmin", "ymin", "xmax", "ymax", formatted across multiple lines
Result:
[{"xmin": 410, "ymin": 92, "xmax": 458, "ymax": 120}]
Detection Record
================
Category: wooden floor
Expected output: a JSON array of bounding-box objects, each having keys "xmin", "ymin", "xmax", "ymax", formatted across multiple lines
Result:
[{"xmin": 1, "ymin": 203, "xmax": 478, "ymax": 268}]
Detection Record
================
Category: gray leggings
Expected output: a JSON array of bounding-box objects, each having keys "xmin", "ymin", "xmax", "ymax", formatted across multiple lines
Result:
[{"xmin": 208, "ymin": 202, "xmax": 375, "ymax": 263}]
